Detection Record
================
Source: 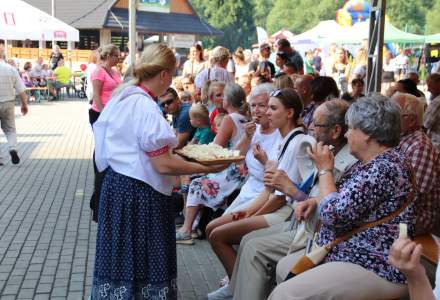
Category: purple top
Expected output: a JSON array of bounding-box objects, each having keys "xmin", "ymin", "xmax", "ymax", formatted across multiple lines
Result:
[{"xmin": 317, "ymin": 149, "xmax": 416, "ymax": 284}]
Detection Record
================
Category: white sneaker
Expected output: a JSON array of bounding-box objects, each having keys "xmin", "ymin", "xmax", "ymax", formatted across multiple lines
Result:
[{"xmin": 207, "ymin": 284, "xmax": 233, "ymax": 300}]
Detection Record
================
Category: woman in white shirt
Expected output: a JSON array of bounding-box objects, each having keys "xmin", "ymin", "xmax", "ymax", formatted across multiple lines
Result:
[
  {"xmin": 91, "ymin": 44, "xmax": 227, "ymax": 300},
  {"xmin": 205, "ymin": 88, "xmax": 315, "ymax": 295},
  {"xmin": 182, "ymin": 44, "xmax": 206, "ymax": 77}
]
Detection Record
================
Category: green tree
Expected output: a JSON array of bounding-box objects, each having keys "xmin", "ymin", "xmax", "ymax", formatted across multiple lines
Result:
[
  {"xmin": 426, "ymin": 0, "xmax": 440, "ymax": 33},
  {"xmin": 253, "ymin": 0, "xmax": 275, "ymax": 28},
  {"xmin": 266, "ymin": 0, "xmax": 344, "ymax": 35},
  {"xmin": 190, "ymin": 0, "xmax": 255, "ymax": 50},
  {"xmin": 386, "ymin": 0, "xmax": 426, "ymax": 34}
]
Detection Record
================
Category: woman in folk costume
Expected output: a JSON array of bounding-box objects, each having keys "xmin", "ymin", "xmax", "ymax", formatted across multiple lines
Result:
[{"xmin": 91, "ymin": 43, "xmax": 228, "ymax": 299}]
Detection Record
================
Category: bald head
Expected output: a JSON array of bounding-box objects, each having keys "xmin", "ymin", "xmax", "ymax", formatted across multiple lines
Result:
[
  {"xmin": 391, "ymin": 92, "xmax": 424, "ymax": 135},
  {"xmin": 294, "ymin": 75, "xmax": 314, "ymax": 105},
  {"xmin": 427, "ymin": 73, "xmax": 440, "ymax": 98}
]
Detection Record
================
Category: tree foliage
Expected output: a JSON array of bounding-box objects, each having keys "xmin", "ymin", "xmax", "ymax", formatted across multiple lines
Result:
[
  {"xmin": 190, "ymin": 0, "xmax": 255, "ymax": 50},
  {"xmin": 190, "ymin": 0, "xmax": 434, "ymax": 49},
  {"xmin": 426, "ymin": 0, "xmax": 440, "ymax": 33},
  {"xmin": 252, "ymin": 0, "xmax": 275, "ymax": 28},
  {"xmin": 266, "ymin": 0, "xmax": 345, "ymax": 34},
  {"xmin": 386, "ymin": 0, "xmax": 427, "ymax": 34}
]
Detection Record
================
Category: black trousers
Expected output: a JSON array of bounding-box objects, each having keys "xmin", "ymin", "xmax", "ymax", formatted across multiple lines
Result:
[{"xmin": 89, "ymin": 108, "xmax": 102, "ymax": 222}]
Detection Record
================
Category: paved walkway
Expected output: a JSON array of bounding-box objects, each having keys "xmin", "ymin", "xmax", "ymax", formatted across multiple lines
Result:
[{"xmin": 0, "ymin": 100, "xmax": 225, "ymax": 299}]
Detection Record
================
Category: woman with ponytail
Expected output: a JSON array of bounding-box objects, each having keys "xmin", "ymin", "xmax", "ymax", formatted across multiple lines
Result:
[
  {"xmin": 91, "ymin": 44, "xmax": 229, "ymax": 299},
  {"xmin": 89, "ymin": 44, "xmax": 121, "ymax": 125}
]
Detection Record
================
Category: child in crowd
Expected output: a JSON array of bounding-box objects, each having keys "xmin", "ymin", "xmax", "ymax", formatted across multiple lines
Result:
[
  {"xmin": 180, "ymin": 104, "xmax": 216, "ymax": 219},
  {"xmin": 179, "ymin": 91, "xmax": 194, "ymax": 104},
  {"xmin": 213, "ymin": 113, "xmax": 226, "ymax": 133},
  {"xmin": 189, "ymin": 103, "xmax": 216, "ymax": 145}
]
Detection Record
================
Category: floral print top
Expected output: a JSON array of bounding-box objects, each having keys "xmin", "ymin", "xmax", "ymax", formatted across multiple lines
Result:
[{"xmin": 317, "ymin": 149, "xmax": 416, "ymax": 284}]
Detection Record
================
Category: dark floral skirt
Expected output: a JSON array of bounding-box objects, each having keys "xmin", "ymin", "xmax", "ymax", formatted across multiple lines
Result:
[{"xmin": 91, "ymin": 167, "xmax": 177, "ymax": 299}]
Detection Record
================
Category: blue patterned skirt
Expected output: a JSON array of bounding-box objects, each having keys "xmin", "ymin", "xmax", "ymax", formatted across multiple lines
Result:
[{"xmin": 91, "ymin": 167, "xmax": 177, "ymax": 300}]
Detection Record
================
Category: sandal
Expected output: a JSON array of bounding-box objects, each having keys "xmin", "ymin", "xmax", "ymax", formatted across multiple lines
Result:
[{"xmin": 176, "ymin": 231, "xmax": 194, "ymax": 245}]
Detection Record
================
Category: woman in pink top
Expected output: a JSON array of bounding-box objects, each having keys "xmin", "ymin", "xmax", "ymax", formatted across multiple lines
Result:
[{"xmin": 89, "ymin": 44, "xmax": 122, "ymax": 126}]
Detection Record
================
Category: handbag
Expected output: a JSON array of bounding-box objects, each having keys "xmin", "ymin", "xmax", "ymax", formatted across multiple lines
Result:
[{"xmin": 284, "ymin": 185, "xmax": 416, "ymax": 281}]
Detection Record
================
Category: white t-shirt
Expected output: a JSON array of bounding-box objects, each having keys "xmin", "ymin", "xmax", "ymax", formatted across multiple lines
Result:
[
  {"xmin": 275, "ymin": 127, "xmax": 316, "ymax": 197},
  {"xmin": 93, "ymin": 86, "xmax": 178, "ymax": 195},
  {"xmin": 0, "ymin": 61, "xmax": 25, "ymax": 102},
  {"xmin": 85, "ymin": 63, "xmax": 97, "ymax": 101},
  {"xmin": 194, "ymin": 66, "xmax": 233, "ymax": 89},
  {"xmin": 235, "ymin": 64, "xmax": 250, "ymax": 78},
  {"xmin": 225, "ymin": 126, "xmax": 282, "ymax": 213}
]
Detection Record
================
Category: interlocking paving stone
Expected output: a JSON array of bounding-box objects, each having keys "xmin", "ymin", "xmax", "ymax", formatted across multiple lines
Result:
[{"xmin": 0, "ymin": 100, "xmax": 226, "ymax": 299}]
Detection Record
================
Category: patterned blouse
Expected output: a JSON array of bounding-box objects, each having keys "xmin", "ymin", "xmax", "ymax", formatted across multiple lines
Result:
[{"xmin": 317, "ymin": 149, "xmax": 416, "ymax": 284}]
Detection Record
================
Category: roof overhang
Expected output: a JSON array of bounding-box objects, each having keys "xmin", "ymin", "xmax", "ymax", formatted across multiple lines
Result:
[{"xmin": 105, "ymin": 8, "xmax": 223, "ymax": 36}]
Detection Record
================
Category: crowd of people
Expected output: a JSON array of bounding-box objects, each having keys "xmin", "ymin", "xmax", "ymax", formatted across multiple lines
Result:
[
  {"xmin": 5, "ymin": 45, "xmax": 77, "ymax": 101},
  {"xmin": 2, "ymin": 36, "xmax": 440, "ymax": 299},
  {"xmin": 78, "ymin": 38, "xmax": 440, "ymax": 300}
]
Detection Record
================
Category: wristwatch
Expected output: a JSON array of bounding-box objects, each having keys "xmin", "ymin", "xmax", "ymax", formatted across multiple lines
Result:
[{"xmin": 318, "ymin": 169, "xmax": 332, "ymax": 176}]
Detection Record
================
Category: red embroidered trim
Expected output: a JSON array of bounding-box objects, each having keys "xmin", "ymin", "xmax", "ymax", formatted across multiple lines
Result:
[
  {"xmin": 146, "ymin": 145, "xmax": 169, "ymax": 157},
  {"xmin": 139, "ymin": 84, "xmax": 157, "ymax": 99}
]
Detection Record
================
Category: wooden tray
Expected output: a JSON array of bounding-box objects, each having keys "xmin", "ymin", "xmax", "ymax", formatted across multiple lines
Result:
[{"xmin": 175, "ymin": 150, "xmax": 245, "ymax": 165}]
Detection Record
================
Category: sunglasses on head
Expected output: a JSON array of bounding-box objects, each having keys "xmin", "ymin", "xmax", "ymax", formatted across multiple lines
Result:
[
  {"xmin": 160, "ymin": 99, "xmax": 174, "ymax": 107},
  {"xmin": 269, "ymin": 89, "xmax": 284, "ymax": 98}
]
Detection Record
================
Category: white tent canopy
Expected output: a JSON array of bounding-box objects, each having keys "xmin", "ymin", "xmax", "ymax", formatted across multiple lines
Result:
[
  {"xmin": 331, "ymin": 19, "xmax": 425, "ymax": 44},
  {"xmin": 290, "ymin": 20, "xmax": 346, "ymax": 44},
  {"xmin": 0, "ymin": 0, "xmax": 79, "ymax": 42}
]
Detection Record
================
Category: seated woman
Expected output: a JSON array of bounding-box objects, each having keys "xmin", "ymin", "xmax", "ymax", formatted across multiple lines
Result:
[
  {"xmin": 176, "ymin": 83, "xmax": 249, "ymax": 244},
  {"xmin": 21, "ymin": 62, "xmax": 33, "ymax": 88},
  {"xmin": 205, "ymin": 88, "xmax": 315, "ymax": 288},
  {"xmin": 269, "ymin": 95, "xmax": 416, "ymax": 300},
  {"xmin": 224, "ymin": 83, "xmax": 281, "ymax": 214}
]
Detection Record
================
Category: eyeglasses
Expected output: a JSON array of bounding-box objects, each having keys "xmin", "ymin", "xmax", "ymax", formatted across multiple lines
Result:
[
  {"xmin": 311, "ymin": 121, "xmax": 344, "ymax": 128},
  {"xmin": 311, "ymin": 121, "xmax": 331, "ymax": 128},
  {"xmin": 160, "ymin": 99, "xmax": 174, "ymax": 107}
]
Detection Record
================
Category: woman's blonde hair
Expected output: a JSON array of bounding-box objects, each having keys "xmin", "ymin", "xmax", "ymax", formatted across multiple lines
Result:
[
  {"xmin": 210, "ymin": 46, "xmax": 230, "ymax": 65},
  {"xmin": 274, "ymin": 74, "xmax": 294, "ymax": 89},
  {"xmin": 97, "ymin": 44, "xmax": 119, "ymax": 61},
  {"xmin": 189, "ymin": 103, "xmax": 210, "ymax": 122},
  {"xmin": 207, "ymin": 81, "xmax": 226, "ymax": 102},
  {"xmin": 133, "ymin": 43, "xmax": 176, "ymax": 83}
]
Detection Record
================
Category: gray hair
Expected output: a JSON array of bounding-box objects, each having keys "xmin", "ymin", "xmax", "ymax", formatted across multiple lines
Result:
[
  {"xmin": 321, "ymin": 99, "xmax": 350, "ymax": 135},
  {"xmin": 346, "ymin": 94, "xmax": 401, "ymax": 147},
  {"xmin": 391, "ymin": 92, "xmax": 424, "ymax": 126},
  {"xmin": 224, "ymin": 83, "xmax": 246, "ymax": 109},
  {"xmin": 249, "ymin": 83, "xmax": 276, "ymax": 101}
]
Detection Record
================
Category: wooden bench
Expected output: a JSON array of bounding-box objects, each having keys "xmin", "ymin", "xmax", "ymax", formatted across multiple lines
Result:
[
  {"xmin": 415, "ymin": 234, "xmax": 439, "ymax": 265},
  {"xmin": 25, "ymin": 86, "xmax": 49, "ymax": 102}
]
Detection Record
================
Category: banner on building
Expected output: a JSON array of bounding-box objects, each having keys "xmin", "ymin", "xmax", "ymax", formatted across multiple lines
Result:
[
  {"xmin": 137, "ymin": 0, "xmax": 170, "ymax": 13},
  {"xmin": 169, "ymin": 34, "xmax": 195, "ymax": 48}
]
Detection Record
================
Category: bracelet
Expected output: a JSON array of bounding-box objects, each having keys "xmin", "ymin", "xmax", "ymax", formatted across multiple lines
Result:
[{"xmin": 318, "ymin": 169, "xmax": 333, "ymax": 176}]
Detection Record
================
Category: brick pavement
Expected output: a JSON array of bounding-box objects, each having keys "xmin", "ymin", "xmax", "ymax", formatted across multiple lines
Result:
[{"xmin": 0, "ymin": 100, "xmax": 226, "ymax": 299}]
